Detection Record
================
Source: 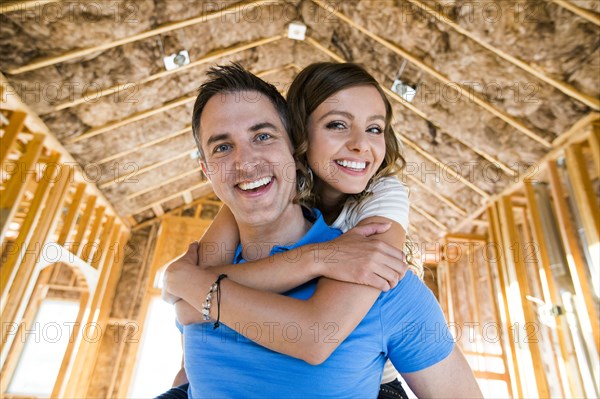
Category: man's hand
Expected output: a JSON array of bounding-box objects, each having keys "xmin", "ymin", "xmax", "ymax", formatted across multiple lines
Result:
[
  {"xmin": 309, "ymin": 222, "xmax": 407, "ymax": 291},
  {"xmin": 162, "ymin": 242, "xmax": 200, "ymax": 304}
]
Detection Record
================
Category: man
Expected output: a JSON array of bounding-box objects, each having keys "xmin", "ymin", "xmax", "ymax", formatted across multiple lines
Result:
[{"xmin": 163, "ymin": 64, "xmax": 482, "ymax": 398}]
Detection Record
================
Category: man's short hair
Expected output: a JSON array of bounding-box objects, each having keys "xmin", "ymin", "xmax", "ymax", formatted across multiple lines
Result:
[{"xmin": 191, "ymin": 63, "xmax": 289, "ymax": 160}]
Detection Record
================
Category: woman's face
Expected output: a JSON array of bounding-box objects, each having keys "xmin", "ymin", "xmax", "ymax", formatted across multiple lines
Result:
[{"xmin": 306, "ymin": 85, "xmax": 387, "ymax": 195}]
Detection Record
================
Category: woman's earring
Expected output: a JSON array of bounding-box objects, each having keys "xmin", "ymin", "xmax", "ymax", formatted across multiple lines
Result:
[{"xmin": 299, "ymin": 167, "xmax": 313, "ymax": 192}]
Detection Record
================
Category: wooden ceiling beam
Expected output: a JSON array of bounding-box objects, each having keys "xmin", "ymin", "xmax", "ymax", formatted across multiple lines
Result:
[
  {"xmin": 125, "ymin": 167, "xmax": 203, "ymax": 200},
  {"xmin": 131, "ymin": 194, "xmax": 219, "ymax": 230},
  {"xmin": 131, "ymin": 181, "xmax": 213, "ymax": 216},
  {"xmin": 408, "ymin": 0, "xmax": 599, "ymax": 110},
  {"xmin": 67, "ymin": 95, "xmax": 195, "ymax": 144},
  {"xmin": 0, "ymin": 0, "xmax": 60, "ymax": 14},
  {"xmin": 68, "ymin": 64, "xmax": 296, "ymax": 144},
  {"xmin": 96, "ymin": 126, "xmax": 191, "ymax": 164},
  {"xmin": 400, "ymin": 135, "xmax": 490, "ymax": 198},
  {"xmin": 6, "ymin": 0, "xmax": 274, "ymax": 75},
  {"xmin": 411, "ymin": 204, "xmax": 448, "ymax": 232},
  {"xmin": 385, "ymin": 87, "xmax": 517, "ymax": 177},
  {"xmin": 311, "ymin": 0, "xmax": 552, "ymax": 148},
  {"xmin": 405, "ymin": 174, "xmax": 467, "ymax": 216},
  {"xmin": 98, "ymin": 149, "xmax": 195, "ymax": 189},
  {"xmin": 552, "ymin": 0, "xmax": 600, "ymax": 25},
  {"xmin": 304, "ymin": 36, "xmax": 517, "ymax": 178},
  {"xmin": 48, "ymin": 35, "xmax": 284, "ymax": 113}
]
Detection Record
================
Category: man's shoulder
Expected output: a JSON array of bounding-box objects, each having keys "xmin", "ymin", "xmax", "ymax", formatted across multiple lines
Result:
[{"xmin": 380, "ymin": 271, "xmax": 433, "ymax": 304}]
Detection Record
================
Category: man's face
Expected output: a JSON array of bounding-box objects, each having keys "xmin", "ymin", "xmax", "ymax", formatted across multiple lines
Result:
[{"xmin": 199, "ymin": 90, "xmax": 297, "ymax": 228}]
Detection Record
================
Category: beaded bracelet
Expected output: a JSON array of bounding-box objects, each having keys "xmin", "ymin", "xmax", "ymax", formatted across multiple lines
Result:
[{"xmin": 202, "ymin": 274, "xmax": 228, "ymax": 329}]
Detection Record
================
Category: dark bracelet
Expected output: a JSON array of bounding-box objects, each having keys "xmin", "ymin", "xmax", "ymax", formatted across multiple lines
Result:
[
  {"xmin": 202, "ymin": 274, "xmax": 228, "ymax": 329},
  {"xmin": 213, "ymin": 274, "xmax": 228, "ymax": 329}
]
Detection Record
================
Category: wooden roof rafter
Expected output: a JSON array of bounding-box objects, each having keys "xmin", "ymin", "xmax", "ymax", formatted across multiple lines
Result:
[
  {"xmin": 552, "ymin": 0, "xmax": 600, "ymax": 25},
  {"xmin": 67, "ymin": 63, "xmax": 296, "ymax": 145},
  {"xmin": 407, "ymin": 0, "xmax": 599, "ymax": 110},
  {"xmin": 99, "ymin": 149, "xmax": 195, "ymax": 189},
  {"xmin": 5, "ymin": 0, "xmax": 275, "ymax": 75},
  {"xmin": 96, "ymin": 126, "xmax": 191, "ymax": 164},
  {"xmin": 311, "ymin": 0, "xmax": 552, "ymax": 149},
  {"xmin": 67, "ymin": 95, "xmax": 195, "ymax": 144},
  {"xmin": 125, "ymin": 167, "xmax": 203, "ymax": 200},
  {"xmin": 131, "ymin": 194, "xmax": 220, "ymax": 230},
  {"xmin": 131, "ymin": 181, "xmax": 213, "ymax": 216},
  {"xmin": 400, "ymin": 135, "xmax": 490, "ymax": 199},
  {"xmin": 47, "ymin": 35, "xmax": 285, "ymax": 114},
  {"xmin": 404, "ymin": 173, "xmax": 468, "ymax": 217},
  {"xmin": 411, "ymin": 203, "xmax": 448, "ymax": 232},
  {"xmin": 0, "ymin": 0, "xmax": 61, "ymax": 14}
]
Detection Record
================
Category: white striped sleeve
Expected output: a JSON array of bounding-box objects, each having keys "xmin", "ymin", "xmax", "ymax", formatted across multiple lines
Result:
[{"xmin": 354, "ymin": 176, "xmax": 409, "ymax": 232}]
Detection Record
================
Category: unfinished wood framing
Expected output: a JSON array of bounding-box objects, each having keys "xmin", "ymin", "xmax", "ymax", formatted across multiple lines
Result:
[
  {"xmin": 523, "ymin": 181, "xmax": 573, "ymax": 391},
  {"xmin": 132, "ymin": 181, "xmax": 212, "ymax": 216},
  {"xmin": 68, "ymin": 95, "xmax": 196, "ymax": 144},
  {"xmin": 454, "ymin": 112, "xmax": 600, "ymax": 233},
  {"xmin": 411, "ymin": 203, "xmax": 447, "ymax": 231},
  {"xmin": 97, "ymin": 126, "xmax": 191, "ymax": 164},
  {"xmin": 71, "ymin": 195, "xmax": 98, "ymax": 256},
  {"xmin": 0, "ymin": 0, "xmax": 61, "ymax": 14},
  {"xmin": 407, "ymin": 0, "xmax": 599, "ymax": 110},
  {"xmin": 0, "ymin": 157, "xmax": 72, "ymax": 362},
  {"xmin": 0, "ymin": 268, "xmax": 53, "ymax": 393},
  {"xmin": 57, "ymin": 183, "xmax": 86, "ymax": 245},
  {"xmin": 0, "ymin": 133, "xmax": 45, "ymax": 242},
  {"xmin": 487, "ymin": 204, "xmax": 524, "ymax": 398},
  {"xmin": 548, "ymin": 161, "xmax": 599, "ymax": 352},
  {"xmin": 564, "ymin": 142, "xmax": 600, "ymax": 256},
  {"xmin": 81, "ymin": 206, "xmax": 107, "ymax": 262},
  {"xmin": 0, "ymin": 94, "xmax": 128, "ymax": 398},
  {"xmin": 0, "ymin": 152, "xmax": 61, "ymax": 312},
  {"xmin": 0, "ymin": 110, "xmax": 26, "ymax": 164},
  {"xmin": 498, "ymin": 195, "xmax": 551, "ymax": 397},
  {"xmin": 480, "ymin": 224, "xmax": 515, "ymax": 398}
]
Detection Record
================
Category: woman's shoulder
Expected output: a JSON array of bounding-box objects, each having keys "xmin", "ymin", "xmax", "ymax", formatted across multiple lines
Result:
[{"xmin": 367, "ymin": 175, "xmax": 409, "ymax": 201}]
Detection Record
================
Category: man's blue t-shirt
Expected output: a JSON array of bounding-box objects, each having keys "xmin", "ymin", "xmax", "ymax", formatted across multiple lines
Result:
[{"xmin": 181, "ymin": 210, "xmax": 454, "ymax": 398}]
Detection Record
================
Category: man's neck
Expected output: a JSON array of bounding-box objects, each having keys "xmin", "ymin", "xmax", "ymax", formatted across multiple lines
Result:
[{"xmin": 237, "ymin": 203, "xmax": 312, "ymax": 261}]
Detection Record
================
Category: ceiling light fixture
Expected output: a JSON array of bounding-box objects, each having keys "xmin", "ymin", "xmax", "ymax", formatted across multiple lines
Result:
[
  {"xmin": 390, "ymin": 59, "xmax": 417, "ymax": 102},
  {"xmin": 163, "ymin": 50, "xmax": 191, "ymax": 71},
  {"xmin": 287, "ymin": 21, "xmax": 307, "ymax": 40}
]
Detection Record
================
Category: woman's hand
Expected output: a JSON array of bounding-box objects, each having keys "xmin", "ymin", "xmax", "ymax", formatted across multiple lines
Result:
[
  {"xmin": 308, "ymin": 222, "xmax": 407, "ymax": 291},
  {"xmin": 175, "ymin": 300, "xmax": 205, "ymax": 325},
  {"xmin": 162, "ymin": 242, "xmax": 200, "ymax": 304}
]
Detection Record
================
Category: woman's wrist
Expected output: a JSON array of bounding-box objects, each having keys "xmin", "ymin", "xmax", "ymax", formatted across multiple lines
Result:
[{"xmin": 300, "ymin": 243, "xmax": 325, "ymax": 280}]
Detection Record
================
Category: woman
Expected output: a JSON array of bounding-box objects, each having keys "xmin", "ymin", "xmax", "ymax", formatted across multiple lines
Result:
[{"xmin": 162, "ymin": 63, "xmax": 461, "ymax": 398}]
